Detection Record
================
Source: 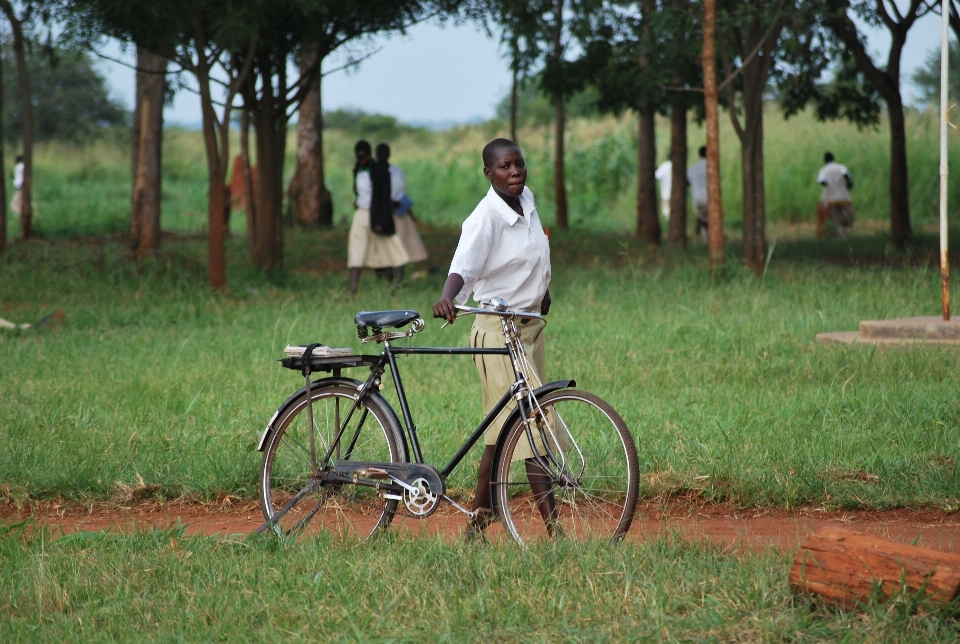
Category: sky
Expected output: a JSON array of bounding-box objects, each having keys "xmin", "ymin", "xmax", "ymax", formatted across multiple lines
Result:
[{"xmin": 95, "ymin": 11, "xmax": 948, "ymax": 129}]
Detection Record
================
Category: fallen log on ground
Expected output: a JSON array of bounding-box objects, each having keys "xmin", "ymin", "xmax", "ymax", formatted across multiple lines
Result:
[{"xmin": 790, "ymin": 526, "xmax": 960, "ymax": 610}]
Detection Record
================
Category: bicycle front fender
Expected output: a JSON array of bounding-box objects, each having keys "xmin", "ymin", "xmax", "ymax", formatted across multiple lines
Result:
[
  {"xmin": 256, "ymin": 377, "xmax": 367, "ymax": 452},
  {"xmin": 488, "ymin": 379, "xmax": 576, "ymax": 513}
]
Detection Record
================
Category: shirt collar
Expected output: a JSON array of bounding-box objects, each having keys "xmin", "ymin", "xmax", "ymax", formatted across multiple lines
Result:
[{"xmin": 486, "ymin": 186, "xmax": 533, "ymax": 226}]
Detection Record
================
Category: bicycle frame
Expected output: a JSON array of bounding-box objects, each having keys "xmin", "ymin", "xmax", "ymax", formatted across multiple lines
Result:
[{"xmin": 311, "ymin": 311, "xmax": 551, "ymax": 481}]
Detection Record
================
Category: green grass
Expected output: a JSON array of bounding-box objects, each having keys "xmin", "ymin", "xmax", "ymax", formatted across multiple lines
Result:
[
  {"xmin": 1, "ymin": 524, "xmax": 957, "ymax": 642},
  {"xmin": 1, "ymin": 226, "xmax": 958, "ymax": 510}
]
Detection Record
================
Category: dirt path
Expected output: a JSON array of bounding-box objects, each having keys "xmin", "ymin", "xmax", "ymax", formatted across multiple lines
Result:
[{"xmin": 3, "ymin": 499, "xmax": 958, "ymax": 554}]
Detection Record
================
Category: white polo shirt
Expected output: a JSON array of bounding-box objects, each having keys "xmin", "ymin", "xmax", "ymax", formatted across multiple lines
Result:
[
  {"xmin": 388, "ymin": 165, "xmax": 407, "ymax": 201},
  {"xmin": 449, "ymin": 186, "xmax": 551, "ymax": 313},
  {"xmin": 687, "ymin": 158, "xmax": 707, "ymax": 207},
  {"xmin": 355, "ymin": 169, "xmax": 372, "ymax": 209},
  {"xmin": 817, "ymin": 162, "xmax": 851, "ymax": 204}
]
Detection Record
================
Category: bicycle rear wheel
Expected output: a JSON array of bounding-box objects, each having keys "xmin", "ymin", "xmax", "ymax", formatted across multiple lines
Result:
[
  {"xmin": 260, "ymin": 383, "xmax": 405, "ymax": 540},
  {"xmin": 493, "ymin": 389, "xmax": 639, "ymax": 545}
]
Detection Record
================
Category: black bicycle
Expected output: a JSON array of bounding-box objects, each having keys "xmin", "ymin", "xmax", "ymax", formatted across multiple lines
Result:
[{"xmin": 256, "ymin": 299, "xmax": 639, "ymax": 545}]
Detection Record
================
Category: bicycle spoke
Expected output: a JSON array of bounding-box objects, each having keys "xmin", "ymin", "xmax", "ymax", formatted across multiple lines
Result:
[{"xmin": 260, "ymin": 385, "xmax": 403, "ymax": 541}]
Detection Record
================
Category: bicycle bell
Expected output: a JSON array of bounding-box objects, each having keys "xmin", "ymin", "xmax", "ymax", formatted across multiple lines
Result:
[{"xmin": 490, "ymin": 296, "xmax": 508, "ymax": 312}]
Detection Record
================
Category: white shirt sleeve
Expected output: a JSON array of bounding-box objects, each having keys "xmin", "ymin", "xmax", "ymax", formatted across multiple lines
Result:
[
  {"xmin": 816, "ymin": 167, "xmax": 826, "ymax": 184},
  {"xmin": 449, "ymin": 212, "xmax": 496, "ymax": 305},
  {"xmin": 355, "ymin": 171, "xmax": 372, "ymax": 210}
]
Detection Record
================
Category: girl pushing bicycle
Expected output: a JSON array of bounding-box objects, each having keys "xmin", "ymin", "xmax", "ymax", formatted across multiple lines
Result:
[{"xmin": 432, "ymin": 138, "xmax": 558, "ymax": 541}]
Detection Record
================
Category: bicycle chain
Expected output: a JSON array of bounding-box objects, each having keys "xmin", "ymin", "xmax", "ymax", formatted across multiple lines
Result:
[{"xmin": 334, "ymin": 487, "xmax": 435, "ymax": 521}]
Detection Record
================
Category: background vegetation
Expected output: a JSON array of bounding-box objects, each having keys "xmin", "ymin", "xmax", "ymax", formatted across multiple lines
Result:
[{"xmin": 5, "ymin": 106, "xmax": 958, "ymax": 244}]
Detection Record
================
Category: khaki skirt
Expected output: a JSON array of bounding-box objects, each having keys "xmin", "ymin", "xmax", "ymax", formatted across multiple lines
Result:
[
  {"xmin": 393, "ymin": 213, "xmax": 428, "ymax": 263},
  {"xmin": 470, "ymin": 314, "xmax": 567, "ymax": 461},
  {"xmin": 348, "ymin": 208, "xmax": 410, "ymax": 269}
]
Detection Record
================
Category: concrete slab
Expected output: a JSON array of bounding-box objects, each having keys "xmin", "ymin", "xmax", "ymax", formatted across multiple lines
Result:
[
  {"xmin": 817, "ymin": 316, "xmax": 960, "ymax": 346},
  {"xmin": 860, "ymin": 316, "xmax": 960, "ymax": 340}
]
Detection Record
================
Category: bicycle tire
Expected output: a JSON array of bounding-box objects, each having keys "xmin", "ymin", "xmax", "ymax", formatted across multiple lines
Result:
[
  {"xmin": 260, "ymin": 383, "xmax": 405, "ymax": 540},
  {"xmin": 493, "ymin": 389, "xmax": 639, "ymax": 545}
]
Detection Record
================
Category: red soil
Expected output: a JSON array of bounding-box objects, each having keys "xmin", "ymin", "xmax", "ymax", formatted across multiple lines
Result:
[{"xmin": 3, "ymin": 498, "xmax": 957, "ymax": 554}]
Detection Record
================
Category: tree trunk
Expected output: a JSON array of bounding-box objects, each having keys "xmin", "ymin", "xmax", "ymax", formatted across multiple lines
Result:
[
  {"xmin": 887, "ymin": 96, "xmax": 912, "ymax": 248},
  {"xmin": 552, "ymin": 0, "xmax": 568, "ymax": 230},
  {"xmin": 637, "ymin": 109, "xmax": 660, "ymax": 245},
  {"xmin": 790, "ymin": 526, "xmax": 960, "ymax": 609},
  {"xmin": 702, "ymin": 0, "xmax": 724, "ymax": 267},
  {"xmin": 0, "ymin": 43, "xmax": 6, "ymax": 255},
  {"xmin": 510, "ymin": 67, "xmax": 518, "ymax": 143},
  {"xmin": 290, "ymin": 46, "xmax": 324, "ymax": 227},
  {"xmin": 740, "ymin": 61, "xmax": 767, "ymax": 274},
  {"xmin": 667, "ymin": 91, "xmax": 687, "ymax": 247},
  {"xmin": 252, "ymin": 68, "xmax": 286, "ymax": 271},
  {"xmin": 194, "ymin": 54, "xmax": 227, "ymax": 288},
  {"xmin": 8, "ymin": 13, "xmax": 32, "ymax": 240},
  {"xmin": 130, "ymin": 59, "xmax": 142, "ymax": 241},
  {"xmin": 241, "ymin": 108, "xmax": 258, "ymax": 263},
  {"xmin": 131, "ymin": 48, "xmax": 166, "ymax": 260}
]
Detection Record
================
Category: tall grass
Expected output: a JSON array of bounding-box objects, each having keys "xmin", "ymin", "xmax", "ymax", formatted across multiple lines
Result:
[{"xmin": 6, "ymin": 107, "xmax": 960, "ymax": 242}]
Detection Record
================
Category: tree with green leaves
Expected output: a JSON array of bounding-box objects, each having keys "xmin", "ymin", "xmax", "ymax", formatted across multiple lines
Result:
[
  {"xmin": 911, "ymin": 39, "xmax": 960, "ymax": 107},
  {"xmin": 68, "ymin": 0, "xmax": 257, "ymax": 287},
  {"xmin": 577, "ymin": 0, "xmax": 673, "ymax": 245},
  {"xmin": 484, "ymin": 0, "xmax": 579, "ymax": 229},
  {"xmin": 233, "ymin": 1, "xmax": 458, "ymax": 271},
  {"xmin": 717, "ymin": 0, "xmax": 793, "ymax": 272},
  {"xmin": 821, "ymin": 0, "xmax": 935, "ymax": 249},
  {"xmin": 0, "ymin": 0, "xmax": 60, "ymax": 240}
]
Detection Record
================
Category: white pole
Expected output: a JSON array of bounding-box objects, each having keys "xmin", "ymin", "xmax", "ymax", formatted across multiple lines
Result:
[{"xmin": 940, "ymin": 0, "xmax": 951, "ymax": 320}]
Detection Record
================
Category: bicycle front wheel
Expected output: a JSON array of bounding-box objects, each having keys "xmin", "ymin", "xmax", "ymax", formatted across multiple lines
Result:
[
  {"xmin": 493, "ymin": 389, "xmax": 639, "ymax": 545},
  {"xmin": 260, "ymin": 383, "xmax": 405, "ymax": 541}
]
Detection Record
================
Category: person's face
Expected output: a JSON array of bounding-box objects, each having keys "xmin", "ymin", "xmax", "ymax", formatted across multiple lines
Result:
[
  {"xmin": 356, "ymin": 149, "xmax": 371, "ymax": 167},
  {"xmin": 484, "ymin": 147, "xmax": 526, "ymax": 199}
]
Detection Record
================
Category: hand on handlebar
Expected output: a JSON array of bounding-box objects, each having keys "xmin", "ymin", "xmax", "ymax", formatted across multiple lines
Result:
[{"xmin": 432, "ymin": 298, "xmax": 458, "ymax": 324}]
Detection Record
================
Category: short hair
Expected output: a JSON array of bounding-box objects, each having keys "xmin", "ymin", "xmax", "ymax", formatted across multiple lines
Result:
[
  {"xmin": 15, "ymin": 154, "xmax": 22, "ymax": 163},
  {"xmin": 824, "ymin": 151, "xmax": 834, "ymax": 163},
  {"xmin": 354, "ymin": 140, "xmax": 371, "ymax": 156},
  {"xmin": 698, "ymin": 146, "xmax": 706, "ymax": 158},
  {"xmin": 483, "ymin": 138, "xmax": 520, "ymax": 168},
  {"xmin": 375, "ymin": 143, "xmax": 390, "ymax": 159}
]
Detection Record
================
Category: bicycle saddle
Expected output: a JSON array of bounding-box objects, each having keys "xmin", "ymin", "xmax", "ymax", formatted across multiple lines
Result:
[{"xmin": 355, "ymin": 310, "xmax": 421, "ymax": 329}]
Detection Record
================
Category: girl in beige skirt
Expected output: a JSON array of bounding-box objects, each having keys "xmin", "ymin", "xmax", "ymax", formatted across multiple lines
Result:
[{"xmin": 433, "ymin": 137, "xmax": 556, "ymax": 541}]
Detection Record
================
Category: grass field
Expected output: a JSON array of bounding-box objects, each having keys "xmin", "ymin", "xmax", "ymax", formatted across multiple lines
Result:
[{"xmin": 2, "ymin": 112, "xmax": 960, "ymax": 640}]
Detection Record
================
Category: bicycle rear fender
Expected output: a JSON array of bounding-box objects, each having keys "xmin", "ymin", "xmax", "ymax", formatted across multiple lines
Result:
[
  {"xmin": 256, "ymin": 377, "xmax": 407, "ymax": 460},
  {"xmin": 488, "ymin": 379, "xmax": 576, "ymax": 515}
]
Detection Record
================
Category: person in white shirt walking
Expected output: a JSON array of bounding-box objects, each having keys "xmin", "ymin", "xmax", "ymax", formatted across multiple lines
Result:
[
  {"xmin": 347, "ymin": 140, "xmax": 409, "ymax": 294},
  {"xmin": 10, "ymin": 154, "xmax": 24, "ymax": 217},
  {"xmin": 816, "ymin": 152, "xmax": 854, "ymax": 239},
  {"xmin": 433, "ymin": 138, "xmax": 558, "ymax": 542},
  {"xmin": 376, "ymin": 143, "xmax": 427, "ymax": 280},
  {"xmin": 687, "ymin": 146, "xmax": 708, "ymax": 243},
  {"xmin": 654, "ymin": 159, "xmax": 672, "ymax": 221}
]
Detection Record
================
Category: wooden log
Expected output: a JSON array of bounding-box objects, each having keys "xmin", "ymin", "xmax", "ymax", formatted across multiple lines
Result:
[{"xmin": 790, "ymin": 526, "xmax": 960, "ymax": 610}]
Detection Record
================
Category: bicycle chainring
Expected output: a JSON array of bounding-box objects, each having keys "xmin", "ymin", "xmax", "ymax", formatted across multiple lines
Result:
[{"xmin": 402, "ymin": 477, "xmax": 439, "ymax": 517}]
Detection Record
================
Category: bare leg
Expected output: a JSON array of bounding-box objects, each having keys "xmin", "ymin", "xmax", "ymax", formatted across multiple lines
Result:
[
  {"xmin": 525, "ymin": 458, "xmax": 560, "ymax": 536},
  {"xmin": 472, "ymin": 445, "xmax": 495, "ymax": 512},
  {"xmin": 393, "ymin": 266, "xmax": 404, "ymax": 283},
  {"xmin": 349, "ymin": 268, "xmax": 361, "ymax": 295},
  {"xmin": 464, "ymin": 445, "xmax": 496, "ymax": 541}
]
